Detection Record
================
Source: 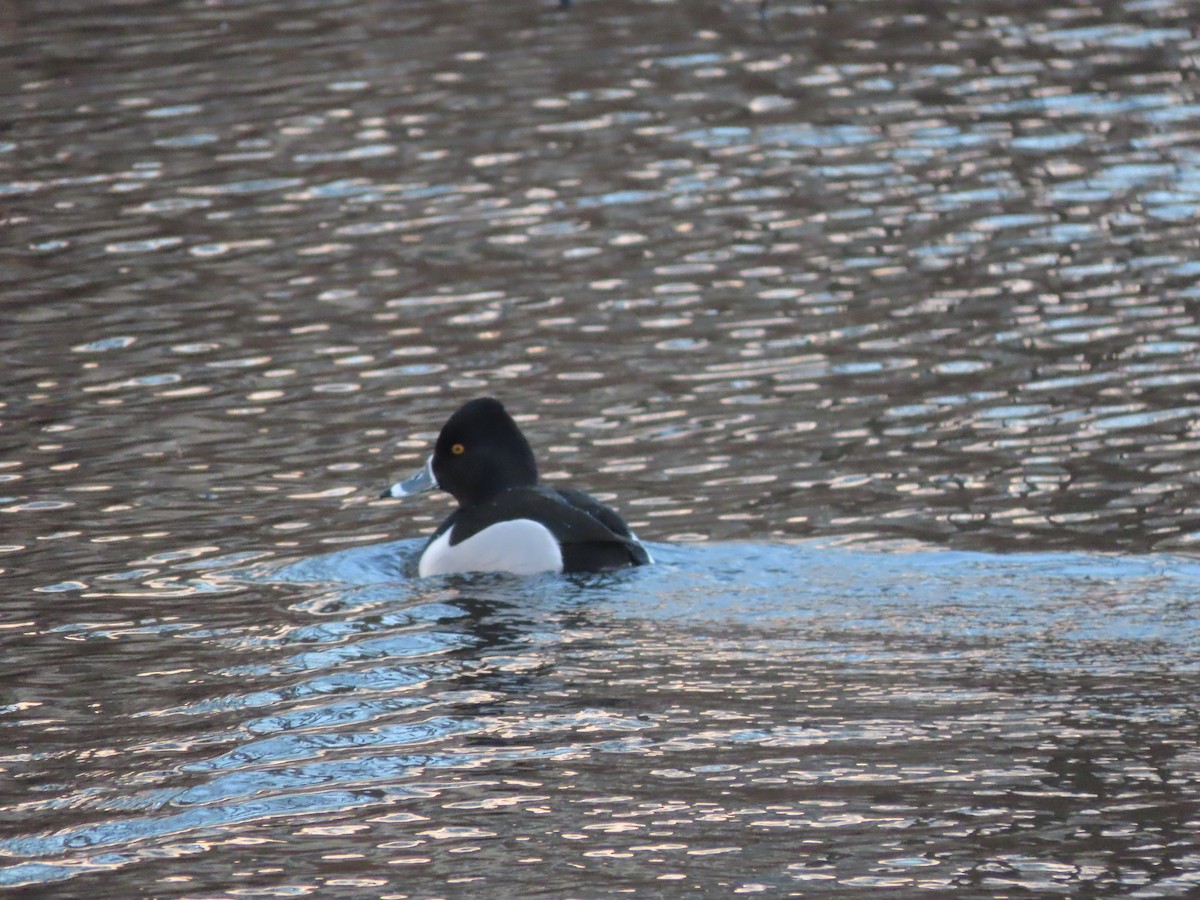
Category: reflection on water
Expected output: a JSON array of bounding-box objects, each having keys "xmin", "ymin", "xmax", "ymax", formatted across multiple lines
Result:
[
  {"xmin": 5, "ymin": 0, "xmax": 1200, "ymax": 895},
  {"xmin": 3, "ymin": 542, "xmax": 1199, "ymax": 895},
  {"xmin": 6, "ymin": 0, "xmax": 1200, "ymax": 560}
]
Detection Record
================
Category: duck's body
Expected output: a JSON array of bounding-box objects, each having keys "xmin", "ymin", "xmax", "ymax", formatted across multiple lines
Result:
[{"xmin": 382, "ymin": 398, "xmax": 651, "ymax": 577}]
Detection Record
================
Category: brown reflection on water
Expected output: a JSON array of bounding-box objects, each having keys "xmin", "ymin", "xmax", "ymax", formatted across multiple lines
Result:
[
  {"xmin": 7, "ymin": 0, "xmax": 1200, "ymax": 567},
  {"xmin": 4, "ymin": 2, "xmax": 1200, "ymax": 893}
]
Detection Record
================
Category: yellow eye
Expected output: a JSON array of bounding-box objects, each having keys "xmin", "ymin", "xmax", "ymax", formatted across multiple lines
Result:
[{"xmin": 451, "ymin": 443, "xmax": 465, "ymax": 456}]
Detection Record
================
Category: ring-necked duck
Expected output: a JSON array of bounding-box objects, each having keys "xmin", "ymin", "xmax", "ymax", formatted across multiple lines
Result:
[{"xmin": 382, "ymin": 398, "xmax": 653, "ymax": 577}]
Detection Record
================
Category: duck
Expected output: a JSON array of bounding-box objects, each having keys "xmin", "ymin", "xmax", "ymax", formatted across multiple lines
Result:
[{"xmin": 381, "ymin": 397, "xmax": 653, "ymax": 577}]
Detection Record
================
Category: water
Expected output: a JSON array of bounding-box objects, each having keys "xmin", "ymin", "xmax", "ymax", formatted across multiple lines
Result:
[
  {"xmin": 4, "ymin": 543, "xmax": 1199, "ymax": 895},
  {"xmin": 4, "ymin": 0, "xmax": 1200, "ymax": 895}
]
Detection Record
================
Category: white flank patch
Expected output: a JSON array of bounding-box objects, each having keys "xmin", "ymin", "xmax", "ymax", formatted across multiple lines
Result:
[{"xmin": 418, "ymin": 519, "xmax": 564, "ymax": 577}]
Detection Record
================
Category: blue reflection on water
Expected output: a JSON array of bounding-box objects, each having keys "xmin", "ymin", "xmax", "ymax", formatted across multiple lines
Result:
[
  {"xmin": 3, "ymin": 540, "xmax": 1199, "ymax": 888},
  {"xmin": 254, "ymin": 538, "xmax": 1200, "ymax": 660}
]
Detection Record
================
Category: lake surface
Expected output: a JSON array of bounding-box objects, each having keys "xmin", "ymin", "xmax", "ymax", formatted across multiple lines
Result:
[{"xmin": 4, "ymin": 0, "xmax": 1200, "ymax": 895}]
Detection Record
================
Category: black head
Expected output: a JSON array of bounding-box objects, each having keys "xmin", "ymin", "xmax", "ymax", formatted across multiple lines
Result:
[{"xmin": 431, "ymin": 398, "xmax": 538, "ymax": 506}]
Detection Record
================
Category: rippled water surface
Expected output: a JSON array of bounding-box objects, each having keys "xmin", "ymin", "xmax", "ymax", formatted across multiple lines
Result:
[{"xmin": 4, "ymin": 0, "xmax": 1200, "ymax": 895}]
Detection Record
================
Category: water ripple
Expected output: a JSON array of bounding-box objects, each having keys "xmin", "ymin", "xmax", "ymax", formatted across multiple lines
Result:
[{"xmin": 6, "ymin": 0, "xmax": 1200, "ymax": 893}]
